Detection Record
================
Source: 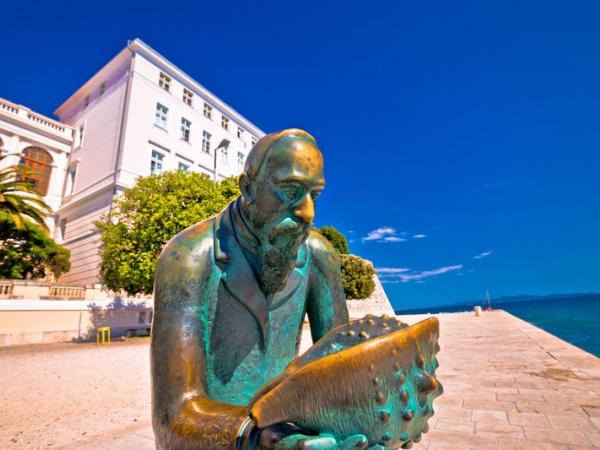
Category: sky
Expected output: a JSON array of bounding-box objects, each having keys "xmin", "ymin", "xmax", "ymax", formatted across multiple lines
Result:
[{"xmin": 2, "ymin": 1, "xmax": 599, "ymax": 309}]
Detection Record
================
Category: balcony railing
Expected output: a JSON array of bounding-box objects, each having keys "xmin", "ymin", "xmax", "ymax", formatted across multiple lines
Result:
[{"xmin": 0, "ymin": 97, "xmax": 74, "ymax": 141}]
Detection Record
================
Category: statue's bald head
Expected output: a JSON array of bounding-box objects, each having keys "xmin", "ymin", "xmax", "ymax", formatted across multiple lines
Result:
[{"xmin": 242, "ymin": 129, "xmax": 319, "ymax": 181}]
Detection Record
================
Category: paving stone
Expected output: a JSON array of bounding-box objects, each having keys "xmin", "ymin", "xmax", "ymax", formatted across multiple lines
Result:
[
  {"xmin": 472, "ymin": 409, "xmax": 509, "ymax": 424},
  {"xmin": 584, "ymin": 432, "xmax": 600, "ymax": 447},
  {"xmin": 498, "ymin": 437, "xmax": 569, "ymax": 449},
  {"xmin": 434, "ymin": 418, "xmax": 475, "ymax": 433},
  {"xmin": 476, "ymin": 421, "xmax": 524, "ymax": 438},
  {"xmin": 508, "ymin": 412, "xmax": 552, "ymax": 428},
  {"xmin": 547, "ymin": 415, "xmax": 597, "ymax": 432},
  {"xmin": 435, "ymin": 407, "xmax": 472, "ymax": 422},
  {"xmin": 423, "ymin": 430, "xmax": 497, "ymax": 450},
  {"xmin": 525, "ymin": 428, "xmax": 592, "ymax": 446}
]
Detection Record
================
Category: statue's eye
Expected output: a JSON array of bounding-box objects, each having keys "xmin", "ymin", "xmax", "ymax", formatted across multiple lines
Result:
[
  {"xmin": 280, "ymin": 184, "xmax": 303, "ymax": 202},
  {"xmin": 310, "ymin": 190, "xmax": 322, "ymax": 201}
]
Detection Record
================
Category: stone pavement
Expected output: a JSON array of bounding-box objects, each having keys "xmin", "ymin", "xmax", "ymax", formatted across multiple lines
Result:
[{"xmin": 64, "ymin": 310, "xmax": 600, "ymax": 449}]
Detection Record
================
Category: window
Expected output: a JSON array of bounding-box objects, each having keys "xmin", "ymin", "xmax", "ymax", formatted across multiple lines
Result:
[
  {"xmin": 155, "ymin": 103, "xmax": 168, "ymax": 128},
  {"xmin": 83, "ymin": 95, "xmax": 90, "ymax": 108},
  {"xmin": 202, "ymin": 131, "xmax": 211, "ymax": 153},
  {"xmin": 203, "ymin": 102, "xmax": 212, "ymax": 119},
  {"xmin": 67, "ymin": 167, "xmax": 77, "ymax": 195},
  {"xmin": 237, "ymin": 126, "xmax": 244, "ymax": 139},
  {"xmin": 159, "ymin": 72, "xmax": 171, "ymax": 92},
  {"xmin": 180, "ymin": 118, "xmax": 191, "ymax": 142},
  {"xmin": 77, "ymin": 125, "xmax": 85, "ymax": 148},
  {"xmin": 150, "ymin": 150, "xmax": 164, "ymax": 174},
  {"xmin": 237, "ymin": 151, "xmax": 245, "ymax": 166},
  {"xmin": 221, "ymin": 145, "xmax": 229, "ymax": 163},
  {"xmin": 221, "ymin": 115, "xmax": 229, "ymax": 130},
  {"xmin": 99, "ymin": 82, "xmax": 106, "ymax": 96},
  {"xmin": 60, "ymin": 219, "xmax": 67, "ymax": 241},
  {"xmin": 178, "ymin": 162, "xmax": 189, "ymax": 172},
  {"xmin": 138, "ymin": 311, "xmax": 146, "ymax": 324},
  {"xmin": 183, "ymin": 89, "xmax": 193, "ymax": 106},
  {"xmin": 251, "ymin": 137, "xmax": 257, "ymax": 146},
  {"xmin": 18, "ymin": 147, "xmax": 53, "ymax": 196}
]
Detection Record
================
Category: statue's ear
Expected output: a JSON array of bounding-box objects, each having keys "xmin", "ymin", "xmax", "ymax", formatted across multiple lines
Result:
[{"xmin": 239, "ymin": 174, "xmax": 255, "ymax": 203}]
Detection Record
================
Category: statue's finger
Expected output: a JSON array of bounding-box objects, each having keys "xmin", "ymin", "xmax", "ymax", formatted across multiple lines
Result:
[
  {"xmin": 339, "ymin": 434, "xmax": 369, "ymax": 449},
  {"xmin": 367, "ymin": 445, "xmax": 387, "ymax": 450},
  {"xmin": 274, "ymin": 434, "xmax": 337, "ymax": 450}
]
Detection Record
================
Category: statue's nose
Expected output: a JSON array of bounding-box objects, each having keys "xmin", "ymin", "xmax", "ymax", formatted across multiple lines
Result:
[{"xmin": 293, "ymin": 194, "xmax": 315, "ymax": 224}]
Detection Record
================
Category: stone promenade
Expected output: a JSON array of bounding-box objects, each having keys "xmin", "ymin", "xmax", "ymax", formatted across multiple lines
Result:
[{"xmin": 1, "ymin": 311, "xmax": 599, "ymax": 449}]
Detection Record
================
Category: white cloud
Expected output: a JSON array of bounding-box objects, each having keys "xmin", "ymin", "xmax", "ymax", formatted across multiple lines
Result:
[
  {"xmin": 376, "ymin": 267, "xmax": 411, "ymax": 274},
  {"xmin": 362, "ymin": 227, "xmax": 396, "ymax": 241},
  {"xmin": 379, "ymin": 264, "xmax": 463, "ymax": 283},
  {"xmin": 473, "ymin": 250, "xmax": 493, "ymax": 260},
  {"xmin": 383, "ymin": 236, "xmax": 406, "ymax": 242},
  {"xmin": 412, "ymin": 234, "xmax": 427, "ymax": 239}
]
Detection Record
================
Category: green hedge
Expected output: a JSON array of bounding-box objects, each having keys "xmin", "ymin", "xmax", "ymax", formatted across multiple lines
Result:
[{"xmin": 340, "ymin": 254, "xmax": 375, "ymax": 300}]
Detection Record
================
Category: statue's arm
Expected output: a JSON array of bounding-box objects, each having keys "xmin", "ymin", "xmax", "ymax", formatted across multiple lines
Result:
[
  {"xmin": 305, "ymin": 232, "xmax": 349, "ymax": 342},
  {"xmin": 151, "ymin": 232, "xmax": 252, "ymax": 449}
]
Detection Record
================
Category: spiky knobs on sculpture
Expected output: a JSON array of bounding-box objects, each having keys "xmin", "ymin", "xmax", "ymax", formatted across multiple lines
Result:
[{"xmin": 249, "ymin": 315, "xmax": 443, "ymax": 449}]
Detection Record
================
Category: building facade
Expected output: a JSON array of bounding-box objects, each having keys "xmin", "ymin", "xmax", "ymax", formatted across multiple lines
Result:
[
  {"xmin": 3, "ymin": 39, "xmax": 264, "ymax": 285},
  {"xmin": 0, "ymin": 98, "xmax": 74, "ymax": 231}
]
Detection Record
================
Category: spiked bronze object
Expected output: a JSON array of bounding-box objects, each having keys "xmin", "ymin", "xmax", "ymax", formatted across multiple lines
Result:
[{"xmin": 249, "ymin": 315, "xmax": 442, "ymax": 449}]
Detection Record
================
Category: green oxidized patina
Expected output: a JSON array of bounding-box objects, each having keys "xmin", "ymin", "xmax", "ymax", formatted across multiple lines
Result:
[{"xmin": 151, "ymin": 129, "xmax": 442, "ymax": 450}]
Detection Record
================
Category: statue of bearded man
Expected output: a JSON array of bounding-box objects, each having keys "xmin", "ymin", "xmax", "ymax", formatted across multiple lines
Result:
[{"xmin": 152, "ymin": 129, "xmax": 371, "ymax": 449}]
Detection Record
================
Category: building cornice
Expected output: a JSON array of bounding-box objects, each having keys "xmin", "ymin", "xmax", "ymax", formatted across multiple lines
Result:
[{"xmin": 53, "ymin": 47, "xmax": 132, "ymax": 117}]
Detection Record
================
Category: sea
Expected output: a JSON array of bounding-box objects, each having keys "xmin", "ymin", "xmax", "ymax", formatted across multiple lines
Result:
[{"xmin": 395, "ymin": 294, "xmax": 600, "ymax": 358}]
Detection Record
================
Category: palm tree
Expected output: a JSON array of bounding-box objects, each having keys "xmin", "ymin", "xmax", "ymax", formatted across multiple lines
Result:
[{"xmin": 0, "ymin": 152, "xmax": 51, "ymax": 230}]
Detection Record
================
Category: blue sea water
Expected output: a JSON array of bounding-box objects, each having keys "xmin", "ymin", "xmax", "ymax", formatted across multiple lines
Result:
[{"xmin": 395, "ymin": 295, "xmax": 600, "ymax": 358}]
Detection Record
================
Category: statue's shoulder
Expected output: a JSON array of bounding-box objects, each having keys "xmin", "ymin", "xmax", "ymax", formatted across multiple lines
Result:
[
  {"xmin": 306, "ymin": 229, "xmax": 341, "ymax": 271},
  {"xmin": 157, "ymin": 216, "xmax": 215, "ymax": 270}
]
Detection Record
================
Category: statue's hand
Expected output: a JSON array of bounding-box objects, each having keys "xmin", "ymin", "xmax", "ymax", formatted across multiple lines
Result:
[
  {"xmin": 257, "ymin": 423, "xmax": 386, "ymax": 449},
  {"xmin": 274, "ymin": 433, "xmax": 386, "ymax": 450}
]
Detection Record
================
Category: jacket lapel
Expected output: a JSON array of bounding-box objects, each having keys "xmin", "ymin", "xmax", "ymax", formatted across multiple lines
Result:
[{"xmin": 214, "ymin": 205, "xmax": 269, "ymax": 348}]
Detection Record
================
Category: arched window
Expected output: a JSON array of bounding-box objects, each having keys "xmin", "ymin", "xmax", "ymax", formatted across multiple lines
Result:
[{"xmin": 19, "ymin": 147, "xmax": 53, "ymax": 196}]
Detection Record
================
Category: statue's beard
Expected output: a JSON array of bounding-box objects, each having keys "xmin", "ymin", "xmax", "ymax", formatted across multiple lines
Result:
[{"xmin": 256, "ymin": 217, "xmax": 310, "ymax": 295}]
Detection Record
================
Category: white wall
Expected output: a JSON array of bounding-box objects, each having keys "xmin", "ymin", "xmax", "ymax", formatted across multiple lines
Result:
[{"xmin": 118, "ymin": 53, "xmax": 255, "ymax": 183}]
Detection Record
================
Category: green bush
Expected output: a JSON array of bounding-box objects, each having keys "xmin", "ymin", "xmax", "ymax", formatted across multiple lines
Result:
[
  {"xmin": 340, "ymin": 254, "xmax": 375, "ymax": 300},
  {"xmin": 318, "ymin": 225, "xmax": 349, "ymax": 254},
  {"xmin": 95, "ymin": 171, "xmax": 240, "ymax": 295},
  {"xmin": 0, "ymin": 213, "xmax": 71, "ymax": 279}
]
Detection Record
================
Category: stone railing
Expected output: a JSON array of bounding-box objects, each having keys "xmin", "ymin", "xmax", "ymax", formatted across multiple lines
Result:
[
  {"xmin": 0, "ymin": 97, "xmax": 74, "ymax": 141},
  {"xmin": 0, "ymin": 281, "xmax": 14, "ymax": 298},
  {"xmin": 0, "ymin": 280, "xmax": 107, "ymax": 300},
  {"xmin": 48, "ymin": 285, "xmax": 86, "ymax": 300}
]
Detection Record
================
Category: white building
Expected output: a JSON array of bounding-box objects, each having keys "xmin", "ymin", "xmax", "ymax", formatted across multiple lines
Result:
[
  {"xmin": 26, "ymin": 38, "xmax": 264, "ymax": 285},
  {"xmin": 0, "ymin": 98, "xmax": 74, "ymax": 231}
]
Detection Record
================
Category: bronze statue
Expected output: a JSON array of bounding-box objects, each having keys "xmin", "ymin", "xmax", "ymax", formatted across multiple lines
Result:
[{"xmin": 151, "ymin": 129, "xmax": 442, "ymax": 449}]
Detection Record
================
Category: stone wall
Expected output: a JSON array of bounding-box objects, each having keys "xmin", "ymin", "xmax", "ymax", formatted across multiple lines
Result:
[{"xmin": 346, "ymin": 274, "xmax": 395, "ymax": 319}]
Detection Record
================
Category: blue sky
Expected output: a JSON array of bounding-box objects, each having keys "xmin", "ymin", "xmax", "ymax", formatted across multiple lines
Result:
[{"xmin": 3, "ymin": 1, "xmax": 599, "ymax": 309}]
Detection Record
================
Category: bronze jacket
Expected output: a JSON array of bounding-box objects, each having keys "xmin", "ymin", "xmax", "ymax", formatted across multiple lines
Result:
[{"xmin": 151, "ymin": 199, "xmax": 348, "ymax": 449}]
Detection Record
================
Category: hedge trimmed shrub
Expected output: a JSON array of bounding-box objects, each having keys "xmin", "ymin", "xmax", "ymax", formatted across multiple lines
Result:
[
  {"xmin": 340, "ymin": 254, "xmax": 375, "ymax": 300},
  {"xmin": 318, "ymin": 225, "xmax": 349, "ymax": 254}
]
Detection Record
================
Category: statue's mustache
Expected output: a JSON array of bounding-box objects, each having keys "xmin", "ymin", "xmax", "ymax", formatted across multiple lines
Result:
[{"xmin": 268, "ymin": 217, "xmax": 310, "ymax": 244}]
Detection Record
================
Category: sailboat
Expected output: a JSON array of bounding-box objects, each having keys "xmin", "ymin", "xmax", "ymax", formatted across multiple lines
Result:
[{"xmin": 484, "ymin": 290, "xmax": 493, "ymax": 311}]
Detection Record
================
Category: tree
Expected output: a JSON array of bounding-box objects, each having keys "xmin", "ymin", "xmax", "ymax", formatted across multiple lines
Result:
[
  {"xmin": 0, "ymin": 153, "xmax": 51, "ymax": 230},
  {"xmin": 339, "ymin": 254, "xmax": 375, "ymax": 300},
  {"xmin": 318, "ymin": 225, "xmax": 349, "ymax": 254},
  {"xmin": 0, "ymin": 213, "xmax": 70, "ymax": 279},
  {"xmin": 95, "ymin": 171, "xmax": 240, "ymax": 295}
]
